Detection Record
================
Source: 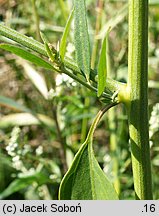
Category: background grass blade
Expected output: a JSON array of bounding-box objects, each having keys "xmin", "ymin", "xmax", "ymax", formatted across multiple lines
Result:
[
  {"xmin": 19, "ymin": 61, "xmax": 49, "ymax": 100},
  {"xmin": 60, "ymin": 8, "xmax": 74, "ymax": 60},
  {"xmin": 97, "ymin": 4, "xmax": 128, "ymax": 40},
  {"xmin": 0, "ymin": 44, "xmax": 53, "ymax": 70},
  {"xmin": 74, "ymin": 0, "xmax": 91, "ymax": 81},
  {"xmin": 57, "ymin": 0, "xmax": 69, "ymax": 22},
  {"xmin": 97, "ymin": 35, "xmax": 107, "ymax": 97},
  {"xmin": 0, "ymin": 95, "xmax": 31, "ymax": 113},
  {"xmin": 0, "ymin": 113, "xmax": 54, "ymax": 128}
]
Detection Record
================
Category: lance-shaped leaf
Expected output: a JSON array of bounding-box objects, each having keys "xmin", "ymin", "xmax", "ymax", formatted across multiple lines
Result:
[
  {"xmin": 59, "ymin": 104, "xmax": 118, "ymax": 200},
  {"xmin": 74, "ymin": 0, "xmax": 91, "ymax": 81},
  {"xmin": 0, "ymin": 44, "xmax": 53, "ymax": 70},
  {"xmin": 60, "ymin": 8, "xmax": 74, "ymax": 60},
  {"xmin": 97, "ymin": 35, "xmax": 108, "ymax": 97}
]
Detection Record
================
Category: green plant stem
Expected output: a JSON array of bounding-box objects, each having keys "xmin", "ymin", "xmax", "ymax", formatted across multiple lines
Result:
[
  {"xmin": 86, "ymin": 102, "xmax": 119, "ymax": 142},
  {"xmin": 0, "ymin": 23, "xmax": 46, "ymax": 55},
  {"xmin": 0, "ymin": 23, "xmax": 126, "ymax": 99},
  {"xmin": 127, "ymin": 0, "xmax": 153, "ymax": 199},
  {"xmin": 80, "ymin": 96, "xmax": 90, "ymax": 143}
]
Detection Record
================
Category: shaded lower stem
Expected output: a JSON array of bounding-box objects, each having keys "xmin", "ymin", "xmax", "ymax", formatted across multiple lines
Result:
[{"xmin": 127, "ymin": 0, "xmax": 153, "ymax": 199}]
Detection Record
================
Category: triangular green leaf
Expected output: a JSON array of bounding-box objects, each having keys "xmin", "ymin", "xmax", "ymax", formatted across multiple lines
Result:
[
  {"xmin": 74, "ymin": 0, "xmax": 91, "ymax": 81},
  {"xmin": 97, "ymin": 35, "xmax": 107, "ymax": 97},
  {"xmin": 59, "ymin": 139, "xmax": 118, "ymax": 200},
  {"xmin": 60, "ymin": 8, "xmax": 74, "ymax": 60},
  {"xmin": 0, "ymin": 44, "xmax": 53, "ymax": 70},
  {"xmin": 59, "ymin": 104, "xmax": 118, "ymax": 200}
]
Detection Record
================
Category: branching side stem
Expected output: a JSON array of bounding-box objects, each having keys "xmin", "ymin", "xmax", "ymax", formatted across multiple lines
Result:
[{"xmin": 0, "ymin": 23, "xmax": 126, "ymax": 100}]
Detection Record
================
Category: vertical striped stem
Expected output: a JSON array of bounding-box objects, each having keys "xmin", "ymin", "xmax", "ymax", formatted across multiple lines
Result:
[{"xmin": 127, "ymin": 0, "xmax": 153, "ymax": 199}]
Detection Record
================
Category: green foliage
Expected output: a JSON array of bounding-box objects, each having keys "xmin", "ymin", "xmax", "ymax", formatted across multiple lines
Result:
[
  {"xmin": 0, "ymin": 0, "xmax": 158, "ymax": 200},
  {"xmin": 59, "ymin": 140, "xmax": 118, "ymax": 200},
  {"xmin": 0, "ymin": 95, "xmax": 31, "ymax": 113},
  {"xmin": 97, "ymin": 35, "xmax": 108, "ymax": 97},
  {"xmin": 74, "ymin": 0, "xmax": 91, "ymax": 81},
  {"xmin": 60, "ymin": 8, "xmax": 74, "ymax": 60},
  {"xmin": 0, "ymin": 44, "xmax": 53, "ymax": 70},
  {"xmin": 0, "ymin": 172, "xmax": 50, "ymax": 199},
  {"xmin": 0, "ymin": 24, "xmax": 46, "ymax": 56},
  {"xmin": 59, "ymin": 104, "xmax": 118, "ymax": 200}
]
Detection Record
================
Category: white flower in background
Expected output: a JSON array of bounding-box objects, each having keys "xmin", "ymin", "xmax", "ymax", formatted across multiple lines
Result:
[
  {"xmin": 66, "ymin": 42, "xmax": 75, "ymax": 58},
  {"xmin": 13, "ymin": 159, "xmax": 24, "ymax": 171},
  {"xmin": 21, "ymin": 144, "xmax": 31, "ymax": 156},
  {"xmin": 47, "ymin": 88, "xmax": 56, "ymax": 100},
  {"xmin": 12, "ymin": 155, "xmax": 20, "ymax": 162},
  {"xmin": 36, "ymin": 146, "xmax": 43, "ymax": 155},
  {"xmin": 103, "ymin": 154, "xmax": 111, "ymax": 174},
  {"xmin": 6, "ymin": 126, "xmax": 20, "ymax": 156},
  {"xmin": 56, "ymin": 73, "xmax": 72, "ymax": 86},
  {"xmin": 55, "ymin": 73, "xmax": 77, "ymax": 95}
]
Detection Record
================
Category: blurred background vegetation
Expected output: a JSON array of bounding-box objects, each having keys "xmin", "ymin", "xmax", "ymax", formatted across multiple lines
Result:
[{"xmin": 0, "ymin": 0, "xmax": 159, "ymax": 200}]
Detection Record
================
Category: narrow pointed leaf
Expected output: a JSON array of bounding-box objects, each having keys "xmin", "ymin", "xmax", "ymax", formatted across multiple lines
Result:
[
  {"xmin": 60, "ymin": 8, "xmax": 74, "ymax": 60},
  {"xmin": 97, "ymin": 36, "xmax": 107, "ymax": 97},
  {"xmin": 0, "ymin": 44, "xmax": 53, "ymax": 70},
  {"xmin": 74, "ymin": 0, "xmax": 91, "ymax": 81},
  {"xmin": 59, "ymin": 104, "xmax": 118, "ymax": 200},
  {"xmin": 0, "ymin": 24, "xmax": 82, "ymax": 80},
  {"xmin": 40, "ymin": 32, "xmax": 55, "ymax": 62}
]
